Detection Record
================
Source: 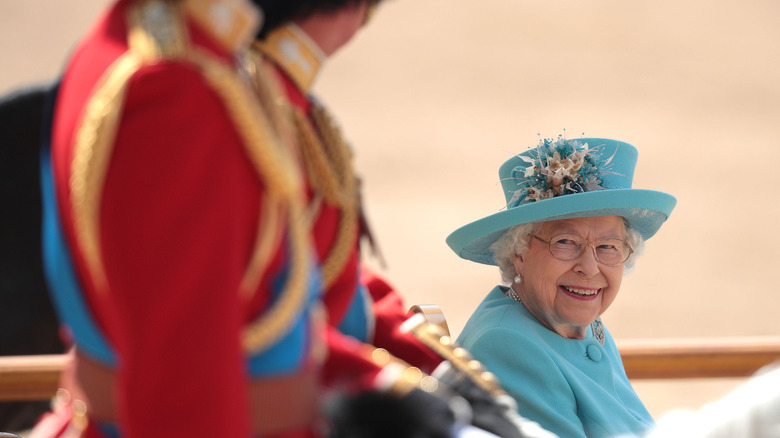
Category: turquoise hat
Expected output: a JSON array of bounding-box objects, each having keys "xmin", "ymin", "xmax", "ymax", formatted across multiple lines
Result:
[{"xmin": 446, "ymin": 137, "xmax": 677, "ymax": 265}]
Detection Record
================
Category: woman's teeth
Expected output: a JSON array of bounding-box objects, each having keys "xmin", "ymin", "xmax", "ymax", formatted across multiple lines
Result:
[{"xmin": 564, "ymin": 286, "xmax": 598, "ymax": 296}]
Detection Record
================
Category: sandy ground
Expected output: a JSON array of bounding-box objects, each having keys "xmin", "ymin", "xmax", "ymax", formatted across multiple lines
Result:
[{"xmin": 3, "ymin": 0, "xmax": 780, "ymax": 423}]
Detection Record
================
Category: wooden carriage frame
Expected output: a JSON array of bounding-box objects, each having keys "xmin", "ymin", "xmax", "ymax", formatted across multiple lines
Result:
[{"xmin": 1, "ymin": 305, "xmax": 779, "ymax": 402}]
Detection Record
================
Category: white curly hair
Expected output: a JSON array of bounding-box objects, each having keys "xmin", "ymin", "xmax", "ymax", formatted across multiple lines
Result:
[{"xmin": 490, "ymin": 218, "xmax": 645, "ymax": 284}]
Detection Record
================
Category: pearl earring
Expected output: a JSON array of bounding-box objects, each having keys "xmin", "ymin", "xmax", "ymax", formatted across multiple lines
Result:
[{"xmin": 513, "ymin": 275, "xmax": 522, "ymax": 284}]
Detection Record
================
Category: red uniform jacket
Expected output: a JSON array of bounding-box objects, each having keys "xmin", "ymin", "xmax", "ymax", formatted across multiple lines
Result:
[{"xmin": 46, "ymin": 1, "xmax": 320, "ymax": 437}]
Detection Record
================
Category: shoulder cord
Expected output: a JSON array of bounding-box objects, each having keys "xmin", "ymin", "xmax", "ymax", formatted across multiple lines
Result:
[{"xmin": 246, "ymin": 44, "xmax": 359, "ymax": 289}]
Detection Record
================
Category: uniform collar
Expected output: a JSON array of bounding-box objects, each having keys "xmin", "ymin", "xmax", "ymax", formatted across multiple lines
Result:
[
  {"xmin": 182, "ymin": 0, "xmax": 261, "ymax": 55},
  {"xmin": 254, "ymin": 24, "xmax": 326, "ymax": 94}
]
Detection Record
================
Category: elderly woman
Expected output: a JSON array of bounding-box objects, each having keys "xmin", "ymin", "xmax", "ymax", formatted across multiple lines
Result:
[{"xmin": 447, "ymin": 136, "xmax": 676, "ymax": 438}]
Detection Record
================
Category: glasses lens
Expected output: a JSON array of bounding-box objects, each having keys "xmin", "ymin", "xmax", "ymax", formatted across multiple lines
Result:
[
  {"xmin": 594, "ymin": 239, "xmax": 630, "ymax": 266},
  {"xmin": 548, "ymin": 234, "xmax": 583, "ymax": 260}
]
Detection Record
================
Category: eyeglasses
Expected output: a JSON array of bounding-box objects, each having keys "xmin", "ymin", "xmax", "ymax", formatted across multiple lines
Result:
[{"xmin": 531, "ymin": 233, "xmax": 633, "ymax": 267}]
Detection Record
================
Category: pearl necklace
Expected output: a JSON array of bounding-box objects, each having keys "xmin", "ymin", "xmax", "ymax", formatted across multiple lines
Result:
[
  {"xmin": 505, "ymin": 286, "xmax": 521, "ymax": 302},
  {"xmin": 503, "ymin": 286, "xmax": 605, "ymax": 345}
]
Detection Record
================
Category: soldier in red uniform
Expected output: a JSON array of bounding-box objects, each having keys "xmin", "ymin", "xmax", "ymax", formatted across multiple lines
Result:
[{"xmin": 38, "ymin": 0, "xmax": 327, "ymax": 436}]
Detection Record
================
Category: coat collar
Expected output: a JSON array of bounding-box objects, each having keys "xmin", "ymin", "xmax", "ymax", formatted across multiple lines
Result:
[{"xmin": 253, "ymin": 24, "xmax": 326, "ymax": 94}]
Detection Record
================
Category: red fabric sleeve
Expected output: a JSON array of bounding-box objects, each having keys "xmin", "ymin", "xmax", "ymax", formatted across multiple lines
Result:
[
  {"xmin": 322, "ymin": 324, "xmax": 382, "ymax": 390},
  {"xmin": 360, "ymin": 266, "xmax": 443, "ymax": 374},
  {"xmin": 97, "ymin": 61, "xmax": 262, "ymax": 437}
]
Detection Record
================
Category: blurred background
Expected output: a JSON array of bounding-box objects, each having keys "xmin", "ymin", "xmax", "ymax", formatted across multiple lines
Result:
[{"xmin": 2, "ymin": 0, "xmax": 779, "ymax": 421}]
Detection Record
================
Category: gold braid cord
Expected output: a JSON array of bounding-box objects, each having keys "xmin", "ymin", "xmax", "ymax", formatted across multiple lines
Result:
[
  {"xmin": 246, "ymin": 41, "xmax": 359, "ymax": 289},
  {"xmin": 293, "ymin": 105, "xmax": 359, "ymax": 288},
  {"xmin": 187, "ymin": 52, "xmax": 311, "ymax": 354},
  {"xmin": 69, "ymin": 0, "xmax": 310, "ymax": 355},
  {"xmin": 70, "ymin": 54, "xmax": 142, "ymax": 292}
]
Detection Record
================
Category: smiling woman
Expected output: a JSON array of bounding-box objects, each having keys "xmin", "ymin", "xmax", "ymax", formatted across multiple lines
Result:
[
  {"xmin": 507, "ymin": 216, "xmax": 629, "ymax": 340},
  {"xmin": 448, "ymin": 135, "xmax": 677, "ymax": 438}
]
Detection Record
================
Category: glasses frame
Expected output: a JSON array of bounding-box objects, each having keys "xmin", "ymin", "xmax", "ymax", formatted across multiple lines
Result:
[{"xmin": 531, "ymin": 233, "xmax": 633, "ymax": 267}]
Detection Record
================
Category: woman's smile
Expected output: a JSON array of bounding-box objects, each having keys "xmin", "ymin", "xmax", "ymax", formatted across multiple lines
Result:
[{"xmin": 560, "ymin": 285, "xmax": 601, "ymax": 300}]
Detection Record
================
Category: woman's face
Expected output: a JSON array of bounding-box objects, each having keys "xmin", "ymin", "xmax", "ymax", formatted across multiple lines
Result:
[{"xmin": 513, "ymin": 215, "xmax": 626, "ymax": 339}]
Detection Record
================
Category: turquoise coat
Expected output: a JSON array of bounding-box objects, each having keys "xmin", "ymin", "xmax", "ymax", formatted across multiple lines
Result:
[{"xmin": 457, "ymin": 286, "xmax": 654, "ymax": 438}]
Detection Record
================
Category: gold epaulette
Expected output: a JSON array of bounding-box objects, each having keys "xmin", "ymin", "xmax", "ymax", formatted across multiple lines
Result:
[{"xmin": 70, "ymin": 0, "xmax": 310, "ymax": 355}]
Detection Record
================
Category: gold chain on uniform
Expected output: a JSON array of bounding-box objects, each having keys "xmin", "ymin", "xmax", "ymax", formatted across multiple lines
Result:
[
  {"xmin": 246, "ymin": 42, "xmax": 360, "ymax": 289},
  {"xmin": 292, "ymin": 104, "xmax": 359, "ymax": 288}
]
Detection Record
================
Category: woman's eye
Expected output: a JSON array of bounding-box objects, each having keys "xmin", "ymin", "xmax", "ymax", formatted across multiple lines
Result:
[{"xmin": 597, "ymin": 244, "xmax": 619, "ymax": 253}]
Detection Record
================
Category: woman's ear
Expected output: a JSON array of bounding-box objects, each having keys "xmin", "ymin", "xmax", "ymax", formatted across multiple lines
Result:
[{"xmin": 512, "ymin": 253, "xmax": 524, "ymax": 276}]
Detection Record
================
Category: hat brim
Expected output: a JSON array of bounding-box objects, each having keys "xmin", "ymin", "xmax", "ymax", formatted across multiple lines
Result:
[{"xmin": 446, "ymin": 189, "xmax": 677, "ymax": 266}]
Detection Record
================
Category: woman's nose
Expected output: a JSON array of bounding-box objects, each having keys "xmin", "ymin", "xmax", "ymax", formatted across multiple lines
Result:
[{"xmin": 574, "ymin": 245, "xmax": 600, "ymax": 276}]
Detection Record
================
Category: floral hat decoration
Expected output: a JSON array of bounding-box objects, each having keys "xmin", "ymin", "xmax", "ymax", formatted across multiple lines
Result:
[{"xmin": 446, "ymin": 135, "xmax": 677, "ymax": 265}]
